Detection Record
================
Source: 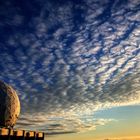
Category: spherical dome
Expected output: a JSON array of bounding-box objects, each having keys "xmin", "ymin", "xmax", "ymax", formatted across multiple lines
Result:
[{"xmin": 0, "ymin": 81, "xmax": 20, "ymax": 128}]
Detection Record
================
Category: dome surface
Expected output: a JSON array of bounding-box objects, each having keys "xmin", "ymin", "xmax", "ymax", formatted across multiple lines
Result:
[{"xmin": 0, "ymin": 81, "xmax": 20, "ymax": 128}]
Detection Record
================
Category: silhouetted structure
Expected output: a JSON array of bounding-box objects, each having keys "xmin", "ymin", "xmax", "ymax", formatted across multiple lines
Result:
[{"xmin": 0, "ymin": 128, "xmax": 44, "ymax": 140}]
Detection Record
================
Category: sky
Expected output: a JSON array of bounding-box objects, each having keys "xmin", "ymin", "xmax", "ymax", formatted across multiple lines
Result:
[{"xmin": 0, "ymin": 0, "xmax": 140, "ymax": 139}]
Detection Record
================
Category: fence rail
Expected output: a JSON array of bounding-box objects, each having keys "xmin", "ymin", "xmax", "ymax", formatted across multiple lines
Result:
[{"xmin": 0, "ymin": 128, "xmax": 44, "ymax": 140}]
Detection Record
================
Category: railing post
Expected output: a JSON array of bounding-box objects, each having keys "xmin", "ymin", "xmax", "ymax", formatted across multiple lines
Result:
[
  {"xmin": 0, "ymin": 128, "xmax": 9, "ymax": 140},
  {"xmin": 36, "ymin": 132, "xmax": 44, "ymax": 140}
]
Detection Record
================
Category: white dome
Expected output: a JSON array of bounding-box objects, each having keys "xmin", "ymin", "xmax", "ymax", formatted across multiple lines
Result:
[{"xmin": 0, "ymin": 81, "xmax": 20, "ymax": 128}]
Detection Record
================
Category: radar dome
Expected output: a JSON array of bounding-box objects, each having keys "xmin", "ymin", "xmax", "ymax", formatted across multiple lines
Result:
[{"xmin": 0, "ymin": 81, "xmax": 20, "ymax": 128}]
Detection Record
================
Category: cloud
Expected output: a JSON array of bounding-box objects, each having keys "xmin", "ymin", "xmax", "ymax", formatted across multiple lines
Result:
[
  {"xmin": 0, "ymin": 0, "xmax": 140, "ymax": 135},
  {"xmin": 16, "ymin": 114, "xmax": 114, "ymax": 135}
]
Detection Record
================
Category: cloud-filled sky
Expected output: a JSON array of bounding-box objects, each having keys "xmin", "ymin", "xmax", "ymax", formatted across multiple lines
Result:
[{"xmin": 0, "ymin": 0, "xmax": 140, "ymax": 137}]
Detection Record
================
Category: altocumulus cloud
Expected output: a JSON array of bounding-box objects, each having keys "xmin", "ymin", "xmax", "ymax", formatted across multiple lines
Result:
[{"xmin": 0, "ymin": 0, "xmax": 140, "ymax": 135}]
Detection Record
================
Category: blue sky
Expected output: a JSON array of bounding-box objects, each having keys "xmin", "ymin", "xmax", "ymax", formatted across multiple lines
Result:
[
  {"xmin": 94, "ymin": 105, "xmax": 140, "ymax": 120},
  {"xmin": 0, "ymin": 0, "xmax": 140, "ymax": 138}
]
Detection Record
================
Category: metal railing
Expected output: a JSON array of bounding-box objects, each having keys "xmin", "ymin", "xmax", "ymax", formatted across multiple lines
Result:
[{"xmin": 0, "ymin": 128, "xmax": 44, "ymax": 140}]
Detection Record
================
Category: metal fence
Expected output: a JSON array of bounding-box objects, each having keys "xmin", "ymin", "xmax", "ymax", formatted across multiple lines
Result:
[{"xmin": 0, "ymin": 128, "xmax": 44, "ymax": 140}]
